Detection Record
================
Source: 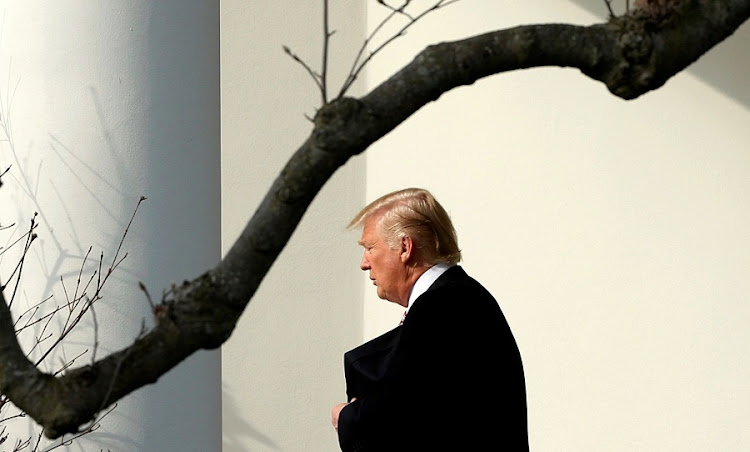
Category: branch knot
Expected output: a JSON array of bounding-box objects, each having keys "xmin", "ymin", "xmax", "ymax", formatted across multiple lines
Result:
[{"xmin": 312, "ymin": 97, "xmax": 372, "ymax": 156}]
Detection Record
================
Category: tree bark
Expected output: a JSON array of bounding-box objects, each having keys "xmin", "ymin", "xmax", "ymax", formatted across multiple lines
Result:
[{"xmin": 1, "ymin": 0, "xmax": 748, "ymax": 438}]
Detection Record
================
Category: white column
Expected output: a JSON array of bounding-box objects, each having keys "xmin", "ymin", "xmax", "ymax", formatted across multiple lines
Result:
[{"xmin": 0, "ymin": 1, "xmax": 220, "ymax": 450}]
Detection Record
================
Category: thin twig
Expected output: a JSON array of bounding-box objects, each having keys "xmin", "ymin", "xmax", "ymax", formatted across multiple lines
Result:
[
  {"xmin": 338, "ymin": 0, "xmax": 460, "ymax": 98},
  {"xmin": 139, "ymin": 281, "xmax": 155, "ymax": 311},
  {"xmin": 71, "ymin": 247, "xmax": 93, "ymax": 312},
  {"xmin": 5, "ymin": 214, "xmax": 38, "ymax": 310},
  {"xmin": 0, "ymin": 164, "xmax": 10, "ymax": 186},
  {"xmin": 40, "ymin": 404, "xmax": 116, "ymax": 452},
  {"xmin": 25, "ymin": 197, "xmax": 144, "ymax": 366},
  {"xmin": 13, "ymin": 436, "xmax": 31, "ymax": 452},
  {"xmin": 283, "ymin": 45, "xmax": 324, "ymax": 93},
  {"xmin": 31, "ymin": 430, "xmax": 43, "ymax": 452},
  {"xmin": 89, "ymin": 300, "xmax": 99, "ymax": 363},
  {"xmin": 339, "ymin": 3, "xmax": 404, "ymax": 97},
  {"xmin": 604, "ymin": 0, "xmax": 616, "ymax": 17},
  {"xmin": 109, "ymin": 196, "xmax": 146, "ymax": 274},
  {"xmin": 377, "ymin": 0, "xmax": 415, "ymax": 20},
  {"xmin": 13, "ymin": 294, "xmax": 53, "ymax": 329},
  {"xmin": 0, "ymin": 220, "xmax": 29, "ymax": 258},
  {"xmin": 322, "ymin": 0, "xmax": 330, "ymax": 104},
  {"xmin": 0, "ymin": 412, "xmax": 26, "ymax": 424},
  {"xmin": 53, "ymin": 348, "xmax": 88, "ymax": 376}
]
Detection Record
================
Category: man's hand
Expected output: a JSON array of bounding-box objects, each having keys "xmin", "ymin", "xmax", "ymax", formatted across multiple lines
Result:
[{"xmin": 331, "ymin": 398, "xmax": 356, "ymax": 431}]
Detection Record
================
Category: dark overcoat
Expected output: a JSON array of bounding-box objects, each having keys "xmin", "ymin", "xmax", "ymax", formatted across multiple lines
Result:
[{"xmin": 337, "ymin": 266, "xmax": 529, "ymax": 451}]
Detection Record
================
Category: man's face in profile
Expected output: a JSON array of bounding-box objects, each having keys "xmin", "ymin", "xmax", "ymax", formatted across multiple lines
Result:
[{"xmin": 358, "ymin": 216, "xmax": 407, "ymax": 305}]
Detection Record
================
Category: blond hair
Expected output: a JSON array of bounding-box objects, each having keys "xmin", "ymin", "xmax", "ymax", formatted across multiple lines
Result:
[{"xmin": 348, "ymin": 188, "xmax": 461, "ymax": 266}]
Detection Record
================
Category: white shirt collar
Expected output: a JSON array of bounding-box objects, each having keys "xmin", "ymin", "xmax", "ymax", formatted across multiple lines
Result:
[{"xmin": 406, "ymin": 263, "xmax": 452, "ymax": 313}]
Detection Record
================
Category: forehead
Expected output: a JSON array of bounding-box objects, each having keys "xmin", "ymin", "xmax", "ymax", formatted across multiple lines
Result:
[{"xmin": 358, "ymin": 215, "xmax": 382, "ymax": 244}]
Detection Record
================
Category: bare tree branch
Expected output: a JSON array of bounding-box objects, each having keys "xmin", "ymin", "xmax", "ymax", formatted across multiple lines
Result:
[
  {"xmin": 283, "ymin": 45, "xmax": 324, "ymax": 93},
  {"xmin": 0, "ymin": 0, "xmax": 748, "ymax": 439},
  {"xmin": 605, "ymin": 0, "xmax": 617, "ymax": 17},
  {"xmin": 3, "ymin": 214, "xmax": 38, "ymax": 310},
  {"xmin": 285, "ymin": 0, "xmax": 457, "ymax": 103},
  {"xmin": 338, "ymin": 0, "xmax": 459, "ymax": 98},
  {"xmin": 321, "ymin": 0, "xmax": 332, "ymax": 104}
]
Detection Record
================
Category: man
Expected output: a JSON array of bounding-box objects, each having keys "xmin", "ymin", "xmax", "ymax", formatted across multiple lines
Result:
[{"xmin": 331, "ymin": 188, "xmax": 529, "ymax": 451}]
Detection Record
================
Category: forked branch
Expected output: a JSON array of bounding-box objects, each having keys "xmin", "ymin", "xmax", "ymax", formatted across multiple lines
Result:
[
  {"xmin": 0, "ymin": 198, "xmax": 144, "ymax": 446},
  {"xmin": 284, "ymin": 0, "xmax": 460, "ymax": 104},
  {"xmin": 338, "ymin": 0, "xmax": 460, "ymax": 98}
]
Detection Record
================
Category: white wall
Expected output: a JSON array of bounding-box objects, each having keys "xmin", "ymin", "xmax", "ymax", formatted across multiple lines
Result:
[
  {"xmin": 362, "ymin": 1, "xmax": 750, "ymax": 451},
  {"xmin": 220, "ymin": 1, "xmax": 365, "ymax": 451},
  {"xmin": 220, "ymin": 0, "xmax": 750, "ymax": 450}
]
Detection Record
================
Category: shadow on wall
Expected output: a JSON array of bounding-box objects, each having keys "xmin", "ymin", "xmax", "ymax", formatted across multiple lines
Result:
[
  {"xmin": 571, "ymin": 0, "xmax": 750, "ymax": 109},
  {"xmin": 222, "ymin": 381, "xmax": 280, "ymax": 451}
]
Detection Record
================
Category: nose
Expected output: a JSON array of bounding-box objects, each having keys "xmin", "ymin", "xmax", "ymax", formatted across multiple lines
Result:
[{"xmin": 360, "ymin": 252, "xmax": 370, "ymax": 271}]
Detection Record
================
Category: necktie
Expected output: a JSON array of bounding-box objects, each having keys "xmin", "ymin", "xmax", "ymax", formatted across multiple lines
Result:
[{"xmin": 399, "ymin": 310, "xmax": 407, "ymax": 326}]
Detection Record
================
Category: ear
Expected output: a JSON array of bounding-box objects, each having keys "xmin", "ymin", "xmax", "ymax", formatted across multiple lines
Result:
[{"xmin": 400, "ymin": 236, "xmax": 413, "ymax": 263}]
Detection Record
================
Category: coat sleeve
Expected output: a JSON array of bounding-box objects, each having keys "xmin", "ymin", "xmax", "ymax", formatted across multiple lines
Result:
[{"xmin": 336, "ymin": 289, "xmax": 460, "ymax": 449}]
